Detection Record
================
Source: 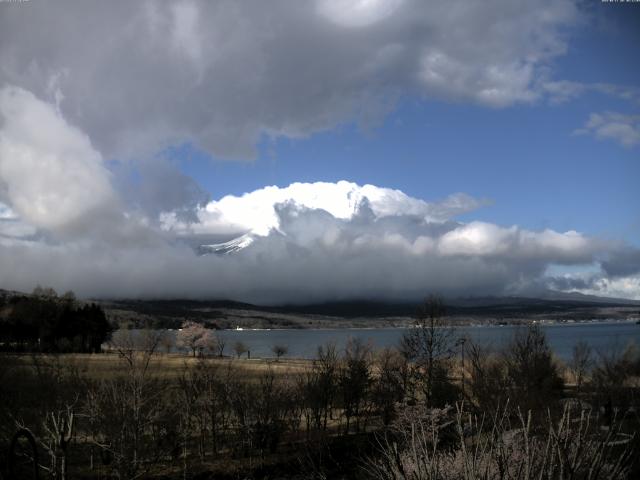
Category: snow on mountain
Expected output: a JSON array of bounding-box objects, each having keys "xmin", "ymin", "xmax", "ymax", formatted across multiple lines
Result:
[
  {"xmin": 182, "ymin": 181, "xmax": 485, "ymax": 256},
  {"xmin": 198, "ymin": 233, "xmax": 255, "ymax": 256},
  {"xmin": 163, "ymin": 180, "xmax": 485, "ymax": 239}
]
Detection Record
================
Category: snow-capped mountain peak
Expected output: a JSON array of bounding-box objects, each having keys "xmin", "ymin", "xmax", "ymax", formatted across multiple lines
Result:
[
  {"xmin": 164, "ymin": 181, "xmax": 485, "ymax": 239},
  {"xmin": 198, "ymin": 233, "xmax": 255, "ymax": 256}
]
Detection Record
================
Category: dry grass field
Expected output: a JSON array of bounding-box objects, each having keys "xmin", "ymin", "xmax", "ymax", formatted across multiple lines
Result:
[{"xmin": 5, "ymin": 351, "xmax": 314, "ymax": 382}]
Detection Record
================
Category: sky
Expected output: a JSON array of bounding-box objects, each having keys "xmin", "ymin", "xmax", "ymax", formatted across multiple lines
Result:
[{"xmin": 0, "ymin": 0, "xmax": 639, "ymax": 303}]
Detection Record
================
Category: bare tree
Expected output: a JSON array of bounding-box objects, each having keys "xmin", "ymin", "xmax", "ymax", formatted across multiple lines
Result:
[
  {"xmin": 371, "ymin": 348, "xmax": 408, "ymax": 425},
  {"xmin": 401, "ymin": 295, "xmax": 458, "ymax": 407},
  {"xmin": 139, "ymin": 328, "xmax": 166, "ymax": 354},
  {"xmin": 570, "ymin": 340, "xmax": 593, "ymax": 393},
  {"xmin": 503, "ymin": 324, "xmax": 564, "ymax": 412},
  {"xmin": 12, "ymin": 405, "xmax": 76, "ymax": 480},
  {"xmin": 271, "ymin": 344, "xmax": 288, "ymax": 361},
  {"xmin": 233, "ymin": 341, "xmax": 249, "ymax": 359},
  {"xmin": 156, "ymin": 330, "xmax": 174, "ymax": 354},
  {"xmin": 202, "ymin": 360, "xmax": 235, "ymax": 454},
  {"xmin": 108, "ymin": 328, "xmax": 162, "ymax": 355},
  {"xmin": 466, "ymin": 341, "xmax": 507, "ymax": 412},
  {"xmin": 301, "ymin": 342, "xmax": 339, "ymax": 433},
  {"xmin": 90, "ymin": 332, "xmax": 175, "ymax": 479},
  {"xmin": 253, "ymin": 367, "xmax": 298, "ymax": 454},
  {"xmin": 42, "ymin": 406, "xmax": 75, "ymax": 480},
  {"xmin": 214, "ymin": 334, "xmax": 226, "ymax": 357},
  {"xmin": 591, "ymin": 343, "xmax": 640, "ymax": 416},
  {"xmin": 340, "ymin": 337, "xmax": 372, "ymax": 433}
]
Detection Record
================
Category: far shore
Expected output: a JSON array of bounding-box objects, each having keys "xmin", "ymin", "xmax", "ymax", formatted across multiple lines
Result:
[{"xmin": 200, "ymin": 316, "xmax": 640, "ymax": 331}]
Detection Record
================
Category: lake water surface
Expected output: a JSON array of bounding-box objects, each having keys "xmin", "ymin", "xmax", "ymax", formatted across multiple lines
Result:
[{"xmin": 206, "ymin": 321, "xmax": 640, "ymax": 361}]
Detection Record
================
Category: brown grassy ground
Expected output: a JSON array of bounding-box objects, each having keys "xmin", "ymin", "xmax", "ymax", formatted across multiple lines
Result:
[{"xmin": 4, "ymin": 352, "xmax": 313, "ymax": 381}]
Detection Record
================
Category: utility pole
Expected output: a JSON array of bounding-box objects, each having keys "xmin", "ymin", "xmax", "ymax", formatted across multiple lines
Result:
[{"xmin": 456, "ymin": 337, "xmax": 467, "ymax": 398}]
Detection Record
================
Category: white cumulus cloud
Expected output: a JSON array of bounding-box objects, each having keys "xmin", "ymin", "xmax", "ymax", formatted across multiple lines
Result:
[
  {"xmin": 0, "ymin": 86, "xmax": 117, "ymax": 234},
  {"xmin": 161, "ymin": 181, "xmax": 487, "ymax": 236},
  {"xmin": 575, "ymin": 112, "xmax": 640, "ymax": 148}
]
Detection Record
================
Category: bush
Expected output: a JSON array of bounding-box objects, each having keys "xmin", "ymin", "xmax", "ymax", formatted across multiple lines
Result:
[{"xmin": 365, "ymin": 403, "xmax": 637, "ymax": 480}]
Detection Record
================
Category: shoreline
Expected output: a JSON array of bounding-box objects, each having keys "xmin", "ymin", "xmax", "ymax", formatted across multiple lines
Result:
[{"xmin": 215, "ymin": 317, "xmax": 639, "ymax": 332}]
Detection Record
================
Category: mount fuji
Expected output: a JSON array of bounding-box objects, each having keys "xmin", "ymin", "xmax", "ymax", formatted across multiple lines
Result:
[
  {"xmin": 186, "ymin": 181, "xmax": 483, "ymax": 256},
  {"xmin": 198, "ymin": 233, "xmax": 256, "ymax": 256}
]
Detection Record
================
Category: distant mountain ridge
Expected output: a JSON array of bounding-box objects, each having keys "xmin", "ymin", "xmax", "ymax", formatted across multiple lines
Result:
[
  {"xmin": 99, "ymin": 292, "xmax": 640, "ymax": 324},
  {"xmin": 3, "ymin": 287, "xmax": 639, "ymax": 330},
  {"xmin": 448, "ymin": 290, "xmax": 640, "ymax": 307},
  {"xmin": 272, "ymin": 294, "xmax": 640, "ymax": 318},
  {"xmin": 3, "ymin": 286, "xmax": 638, "ymax": 311}
]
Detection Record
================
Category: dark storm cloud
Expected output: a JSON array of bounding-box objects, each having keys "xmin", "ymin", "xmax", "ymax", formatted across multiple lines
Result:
[
  {"xmin": 601, "ymin": 247, "xmax": 640, "ymax": 278},
  {"xmin": 545, "ymin": 275, "xmax": 597, "ymax": 291}
]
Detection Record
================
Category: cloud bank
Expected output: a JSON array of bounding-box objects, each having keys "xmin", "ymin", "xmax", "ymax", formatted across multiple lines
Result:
[
  {"xmin": 1, "ymin": 184, "xmax": 636, "ymax": 303},
  {"xmin": 0, "ymin": 90, "xmax": 635, "ymax": 307},
  {"xmin": 0, "ymin": 1, "xmax": 638, "ymax": 303},
  {"xmin": 0, "ymin": 0, "xmax": 579, "ymax": 160},
  {"xmin": 0, "ymin": 87, "xmax": 637, "ymax": 303}
]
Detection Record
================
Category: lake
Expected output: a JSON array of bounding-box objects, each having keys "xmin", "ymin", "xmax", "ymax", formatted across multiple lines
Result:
[{"xmin": 193, "ymin": 321, "xmax": 640, "ymax": 361}]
